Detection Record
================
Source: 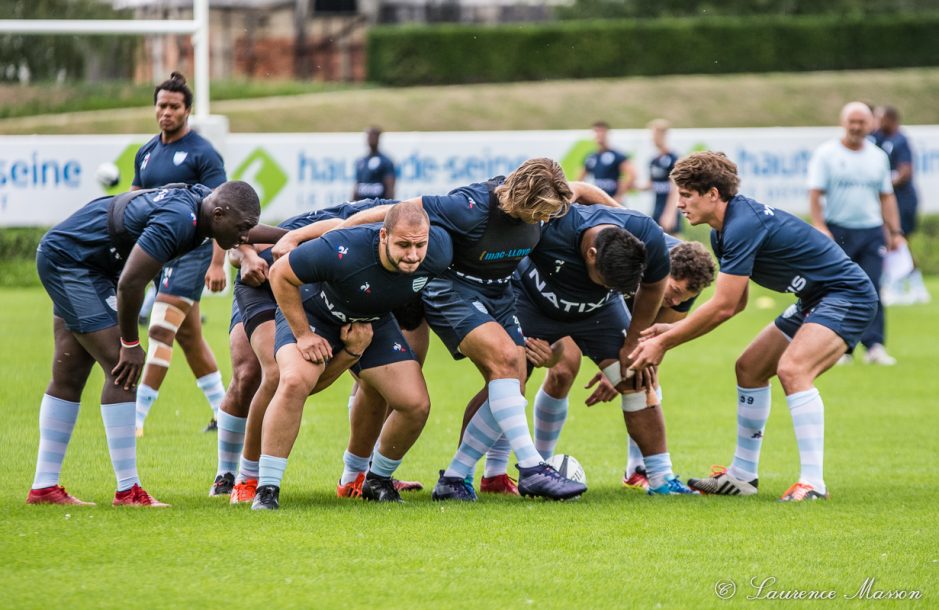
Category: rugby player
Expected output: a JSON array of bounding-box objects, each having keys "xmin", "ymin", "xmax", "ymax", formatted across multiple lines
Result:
[
  {"xmin": 630, "ymin": 152, "xmax": 878, "ymax": 501},
  {"xmin": 29, "ymin": 181, "xmax": 276, "ymax": 506},
  {"xmin": 579, "ymin": 121, "xmax": 635, "ymax": 202},
  {"xmin": 352, "ymin": 126, "xmax": 396, "ymax": 200},
  {"xmin": 252, "ymin": 201, "xmax": 453, "ymax": 509},
  {"xmin": 132, "ymin": 72, "xmax": 230, "ymax": 436}
]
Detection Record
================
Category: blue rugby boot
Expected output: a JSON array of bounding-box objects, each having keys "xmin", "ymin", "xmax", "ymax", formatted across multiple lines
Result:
[
  {"xmin": 516, "ymin": 462, "xmax": 587, "ymax": 500},
  {"xmin": 431, "ymin": 470, "xmax": 477, "ymax": 502},
  {"xmin": 648, "ymin": 475, "xmax": 699, "ymax": 496}
]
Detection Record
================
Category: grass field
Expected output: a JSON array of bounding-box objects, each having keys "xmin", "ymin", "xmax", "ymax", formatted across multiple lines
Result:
[
  {"xmin": 1, "ymin": 280, "xmax": 937, "ymax": 608},
  {"xmin": 3, "ymin": 68, "xmax": 939, "ymax": 134}
]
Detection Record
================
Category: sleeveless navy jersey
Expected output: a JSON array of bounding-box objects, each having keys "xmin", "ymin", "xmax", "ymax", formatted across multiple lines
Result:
[
  {"xmin": 517, "ymin": 204, "xmax": 668, "ymax": 320},
  {"xmin": 133, "ymin": 130, "xmax": 226, "ymax": 189},
  {"xmin": 422, "ymin": 177, "xmax": 540, "ymax": 290},
  {"xmin": 353, "ymin": 153, "xmax": 396, "ymax": 199},
  {"xmin": 39, "ymin": 184, "xmax": 211, "ymax": 276},
  {"xmin": 711, "ymin": 194, "xmax": 873, "ymax": 304},
  {"xmin": 583, "ymin": 149, "xmax": 628, "ymax": 196},
  {"xmin": 287, "ymin": 223, "xmax": 453, "ymax": 323}
]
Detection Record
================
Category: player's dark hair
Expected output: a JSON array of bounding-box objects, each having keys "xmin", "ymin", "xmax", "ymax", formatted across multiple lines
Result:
[
  {"xmin": 384, "ymin": 200, "xmax": 429, "ymax": 233},
  {"xmin": 592, "ymin": 120, "xmax": 610, "ymax": 130},
  {"xmin": 154, "ymin": 72, "xmax": 193, "ymax": 108},
  {"xmin": 213, "ymin": 181, "xmax": 260, "ymax": 223},
  {"xmin": 669, "ymin": 241, "xmax": 716, "ymax": 295},
  {"xmin": 670, "ymin": 152, "xmax": 740, "ymax": 201},
  {"xmin": 880, "ymin": 105, "xmax": 900, "ymax": 122},
  {"xmin": 594, "ymin": 227, "xmax": 646, "ymax": 296}
]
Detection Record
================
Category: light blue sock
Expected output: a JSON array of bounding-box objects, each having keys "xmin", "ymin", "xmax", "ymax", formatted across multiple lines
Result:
[
  {"xmin": 32, "ymin": 394, "xmax": 80, "ymax": 489},
  {"xmin": 370, "ymin": 450, "xmax": 402, "ymax": 478},
  {"xmin": 488, "ymin": 378, "xmax": 541, "ymax": 468},
  {"xmin": 258, "ymin": 454, "xmax": 288, "ymax": 488},
  {"xmin": 626, "ymin": 436, "xmax": 645, "ymax": 475},
  {"xmin": 216, "ymin": 411, "xmax": 246, "ymax": 478},
  {"xmin": 101, "ymin": 402, "xmax": 140, "ymax": 492},
  {"xmin": 533, "ymin": 388, "xmax": 568, "ymax": 460},
  {"xmin": 787, "ymin": 388, "xmax": 826, "ymax": 493},
  {"xmin": 645, "ymin": 452, "xmax": 674, "ymax": 489},
  {"xmin": 444, "ymin": 400, "xmax": 501, "ymax": 479},
  {"xmin": 729, "ymin": 385, "xmax": 771, "ymax": 482},
  {"xmin": 239, "ymin": 457, "xmax": 259, "ymax": 482},
  {"xmin": 196, "ymin": 372, "xmax": 225, "ymax": 418},
  {"xmin": 484, "ymin": 435, "xmax": 511, "ymax": 478},
  {"xmin": 135, "ymin": 384, "xmax": 159, "ymax": 429},
  {"xmin": 341, "ymin": 450, "xmax": 371, "ymax": 485}
]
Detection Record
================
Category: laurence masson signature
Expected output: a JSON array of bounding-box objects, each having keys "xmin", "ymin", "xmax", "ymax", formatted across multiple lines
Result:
[{"xmin": 713, "ymin": 576, "xmax": 923, "ymax": 601}]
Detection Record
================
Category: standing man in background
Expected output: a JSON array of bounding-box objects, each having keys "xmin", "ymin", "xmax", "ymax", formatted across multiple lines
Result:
[
  {"xmin": 873, "ymin": 105, "xmax": 930, "ymax": 305},
  {"xmin": 808, "ymin": 101, "xmax": 905, "ymax": 366},
  {"xmin": 132, "ymin": 73, "xmax": 230, "ymax": 435},
  {"xmin": 579, "ymin": 121, "xmax": 634, "ymax": 204},
  {"xmin": 645, "ymin": 119, "xmax": 681, "ymax": 235},
  {"xmin": 352, "ymin": 126, "xmax": 396, "ymax": 201}
]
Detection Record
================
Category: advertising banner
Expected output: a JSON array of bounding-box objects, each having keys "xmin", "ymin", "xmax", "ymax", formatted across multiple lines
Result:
[{"xmin": 2, "ymin": 126, "xmax": 938, "ymax": 226}]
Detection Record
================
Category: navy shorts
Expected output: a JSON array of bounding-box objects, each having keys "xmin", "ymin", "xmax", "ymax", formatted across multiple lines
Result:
[
  {"xmin": 515, "ymin": 288, "xmax": 630, "ymax": 365},
  {"xmin": 273, "ymin": 305, "xmax": 417, "ymax": 374},
  {"xmin": 37, "ymin": 249, "xmax": 118, "ymax": 334},
  {"xmin": 774, "ymin": 290, "xmax": 878, "ymax": 350},
  {"xmin": 421, "ymin": 276, "xmax": 525, "ymax": 359},
  {"xmin": 898, "ymin": 199, "xmax": 918, "ymax": 236},
  {"xmin": 234, "ymin": 280, "xmax": 276, "ymax": 338},
  {"xmin": 158, "ymin": 240, "xmax": 213, "ymax": 301},
  {"xmin": 229, "ymin": 298, "xmax": 242, "ymax": 334}
]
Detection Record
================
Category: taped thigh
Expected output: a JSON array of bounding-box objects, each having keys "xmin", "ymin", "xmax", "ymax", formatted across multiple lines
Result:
[{"xmin": 149, "ymin": 301, "xmax": 187, "ymax": 333}]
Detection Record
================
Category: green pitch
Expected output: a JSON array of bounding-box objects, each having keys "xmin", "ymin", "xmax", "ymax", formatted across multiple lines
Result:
[{"xmin": 1, "ymin": 283, "xmax": 936, "ymax": 608}]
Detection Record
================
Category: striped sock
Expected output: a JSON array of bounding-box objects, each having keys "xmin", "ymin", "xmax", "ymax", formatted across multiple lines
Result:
[
  {"xmin": 216, "ymin": 411, "xmax": 246, "ymax": 478},
  {"xmin": 135, "ymin": 384, "xmax": 159, "ymax": 430},
  {"xmin": 341, "ymin": 450, "xmax": 370, "ymax": 485},
  {"xmin": 488, "ymin": 378, "xmax": 541, "ymax": 468},
  {"xmin": 626, "ymin": 436, "xmax": 645, "ymax": 476},
  {"xmin": 444, "ymin": 400, "xmax": 501, "ymax": 479},
  {"xmin": 239, "ymin": 457, "xmax": 259, "ymax": 483},
  {"xmin": 258, "ymin": 454, "xmax": 288, "ymax": 488},
  {"xmin": 533, "ymin": 388, "xmax": 568, "ymax": 459},
  {"xmin": 101, "ymin": 402, "xmax": 140, "ymax": 492},
  {"xmin": 32, "ymin": 394, "xmax": 80, "ymax": 489},
  {"xmin": 196, "ymin": 372, "xmax": 225, "ymax": 418},
  {"xmin": 729, "ymin": 385, "xmax": 771, "ymax": 482},
  {"xmin": 369, "ymin": 450, "xmax": 402, "ymax": 478},
  {"xmin": 645, "ymin": 452, "xmax": 674, "ymax": 489},
  {"xmin": 484, "ymin": 435, "xmax": 511, "ymax": 478},
  {"xmin": 787, "ymin": 388, "xmax": 826, "ymax": 493}
]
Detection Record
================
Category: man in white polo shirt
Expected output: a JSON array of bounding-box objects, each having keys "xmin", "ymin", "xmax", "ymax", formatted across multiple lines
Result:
[{"xmin": 808, "ymin": 101, "xmax": 905, "ymax": 365}]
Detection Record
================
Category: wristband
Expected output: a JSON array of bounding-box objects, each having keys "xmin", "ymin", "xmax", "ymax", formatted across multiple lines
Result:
[
  {"xmin": 601, "ymin": 361, "xmax": 635, "ymax": 386},
  {"xmin": 343, "ymin": 347, "xmax": 362, "ymax": 359},
  {"xmin": 120, "ymin": 338, "xmax": 140, "ymax": 349}
]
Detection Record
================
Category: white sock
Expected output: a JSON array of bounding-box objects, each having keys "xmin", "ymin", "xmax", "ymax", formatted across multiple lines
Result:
[
  {"xmin": 787, "ymin": 388, "xmax": 825, "ymax": 493},
  {"xmin": 533, "ymin": 388, "xmax": 568, "ymax": 460},
  {"xmin": 196, "ymin": 371, "xmax": 225, "ymax": 418},
  {"xmin": 32, "ymin": 395, "xmax": 80, "ymax": 489}
]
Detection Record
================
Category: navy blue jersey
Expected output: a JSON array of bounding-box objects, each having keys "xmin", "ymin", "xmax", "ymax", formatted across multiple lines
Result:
[
  {"xmin": 353, "ymin": 153, "xmax": 395, "ymax": 199},
  {"xmin": 649, "ymin": 151, "xmax": 678, "ymax": 197},
  {"xmin": 278, "ymin": 198, "xmax": 397, "ymax": 232},
  {"xmin": 711, "ymin": 194, "xmax": 872, "ymax": 304},
  {"xmin": 39, "ymin": 184, "xmax": 211, "ymax": 276},
  {"xmin": 287, "ymin": 224, "xmax": 453, "ymax": 323},
  {"xmin": 583, "ymin": 149, "xmax": 628, "ymax": 197},
  {"xmin": 133, "ymin": 130, "xmax": 226, "ymax": 190},
  {"xmin": 873, "ymin": 130, "xmax": 917, "ymax": 207},
  {"xmin": 517, "ymin": 204, "xmax": 668, "ymax": 320},
  {"xmin": 422, "ymin": 178, "xmax": 539, "ymax": 292}
]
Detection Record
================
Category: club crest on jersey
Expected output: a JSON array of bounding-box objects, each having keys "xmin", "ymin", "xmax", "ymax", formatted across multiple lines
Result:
[
  {"xmin": 360, "ymin": 282, "xmax": 371, "ymax": 294},
  {"xmin": 411, "ymin": 276, "xmax": 428, "ymax": 292},
  {"xmin": 190, "ymin": 212, "xmax": 197, "ymax": 226},
  {"xmin": 173, "ymin": 151, "xmax": 188, "ymax": 166},
  {"xmin": 337, "ymin": 245, "xmax": 349, "ymax": 259},
  {"xmin": 392, "ymin": 342, "xmax": 406, "ymax": 352},
  {"xmin": 141, "ymin": 152, "xmax": 151, "ymax": 171}
]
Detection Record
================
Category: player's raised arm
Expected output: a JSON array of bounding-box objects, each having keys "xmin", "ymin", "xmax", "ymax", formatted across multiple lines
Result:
[
  {"xmin": 630, "ymin": 272, "xmax": 749, "ymax": 369},
  {"xmin": 569, "ymin": 181, "xmax": 621, "ymax": 207},
  {"xmin": 244, "ymin": 223, "xmax": 289, "ymax": 245}
]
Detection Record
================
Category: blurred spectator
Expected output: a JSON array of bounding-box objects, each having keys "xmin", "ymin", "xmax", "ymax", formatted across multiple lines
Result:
[
  {"xmin": 644, "ymin": 119, "xmax": 681, "ymax": 234},
  {"xmin": 352, "ymin": 126, "xmax": 396, "ymax": 200},
  {"xmin": 578, "ymin": 120, "xmax": 634, "ymax": 203}
]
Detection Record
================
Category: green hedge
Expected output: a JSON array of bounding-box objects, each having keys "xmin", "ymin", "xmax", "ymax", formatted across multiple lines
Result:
[{"xmin": 367, "ymin": 14, "xmax": 939, "ymax": 85}]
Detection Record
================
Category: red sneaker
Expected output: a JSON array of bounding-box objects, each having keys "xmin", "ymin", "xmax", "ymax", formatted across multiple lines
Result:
[
  {"xmin": 780, "ymin": 482, "xmax": 830, "ymax": 502},
  {"xmin": 230, "ymin": 478, "xmax": 258, "ymax": 504},
  {"xmin": 337, "ymin": 472, "xmax": 365, "ymax": 498},
  {"xmin": 392, "ymin": 478, "xmax": 424, "ymax": 492},
  {"xmin": 26, "ymin": 485, "xmax": 95, "ymax": 506},
  {"xmin": 622, "ymin": 468, "xmax": 650, "ymax": 492},
  {"xmin": 480, "ymin": 473, "xmax": 520, "ymax": 495},
  {"xmin": 113, "ymin": 484, "xmax": 170, "ymax": 507}
]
